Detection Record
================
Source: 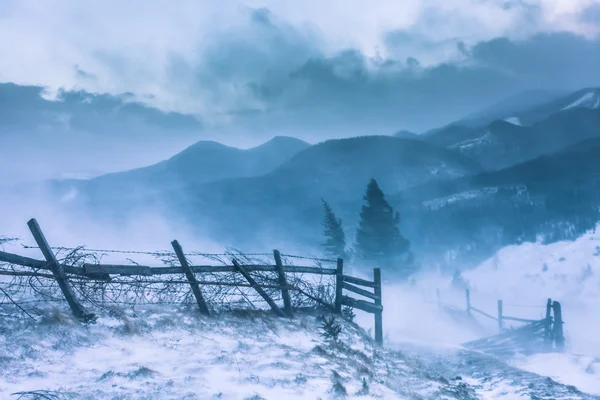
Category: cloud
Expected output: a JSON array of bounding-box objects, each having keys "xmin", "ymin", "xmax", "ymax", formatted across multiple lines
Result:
[{"xmin": 1, "ymin": 0, "xmax": 600, "ymax": 140}]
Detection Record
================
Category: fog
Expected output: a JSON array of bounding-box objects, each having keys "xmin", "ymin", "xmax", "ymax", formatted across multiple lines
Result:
[
  {"xmin": 347, "ymin": 233, "xmax": 600, "ymax": 394},
  {"xmin": 2, "ymin": 162, "xmax": 600, "ymax": 395}
]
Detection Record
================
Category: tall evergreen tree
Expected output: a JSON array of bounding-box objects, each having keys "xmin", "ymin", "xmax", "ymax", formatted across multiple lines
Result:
[
  {"xmin": 355, "ymin": 178, "xmax": 410, "ymax": 267},
  {"xmin": 321, "ymin": 199, "xmax": 346, "ymax": 259}
]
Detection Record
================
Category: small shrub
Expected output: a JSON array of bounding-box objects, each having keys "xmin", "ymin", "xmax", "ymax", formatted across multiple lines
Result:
[
  {"xmin": 342, "ymin": 306, "xmax": 355, "ymax": 322},
  {"xmin": 320, "ymin": 315, "xmax": 342, "ymax": 342}
]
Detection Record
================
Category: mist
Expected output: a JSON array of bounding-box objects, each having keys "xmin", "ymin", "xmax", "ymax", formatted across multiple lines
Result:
[{"xmin": 3, "ymin": 1, "xmax": 600, "ymax": 398}]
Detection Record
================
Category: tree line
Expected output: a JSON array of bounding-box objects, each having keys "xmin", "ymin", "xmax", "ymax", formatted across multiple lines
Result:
[{"xmin": 321, "ymin": 178, "xmax": 414, "ymax": 278}]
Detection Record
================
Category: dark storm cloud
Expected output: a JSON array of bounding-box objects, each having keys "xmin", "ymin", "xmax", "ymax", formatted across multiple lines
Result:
[
  {"xmin": 187, "ymin": 24, "xmax": 600, "ymax": 133},
  {"xmin": 5, "ymin": 7, "xmax": 600, "ymax": 136}
]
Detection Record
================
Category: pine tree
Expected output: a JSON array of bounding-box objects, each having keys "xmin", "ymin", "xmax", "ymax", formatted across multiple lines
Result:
[
  {"xmin": 355, "ymin": 178, "xmax": 410, "ymax": 267},
  {"xmin": 321, "ymin": 199, "xmax": 347, "ymax": 259}
]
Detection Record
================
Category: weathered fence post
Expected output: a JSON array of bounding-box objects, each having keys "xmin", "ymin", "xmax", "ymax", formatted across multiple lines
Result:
[
  {"xmin": 465, "ymin": 289, "xmax": 471, "ymax": 317},
  {"xmin": 374, "ymin": 268, "xmax": 383, "ymax": 346},
  {"xmin": 335, "ymin": 258, "xmax": 344, "ymax": 313},
  {"xmin": 497, "ymin": 300, "xmax": 503, "ymax": 332},
  {"xmin": 171, "ymin": 240, "xmax": 211, "ymax": 316},
  {"xmin": 27, "ymin": 218, "xmax": 95, "ymax": 322},
  {"xmin": 274, "ymin": 250, "xmax": 293, "ymax": 317},
  {"xmin": 232, "ymin": 259, "xmax": 286, "ymax": 317},
  {"xmin": 552, "ymin": 301, "xmax": 565, "ymax": 352},
  {"xmin": 544, "ymin": 298, "xmax": 553, "ymax": 350}
]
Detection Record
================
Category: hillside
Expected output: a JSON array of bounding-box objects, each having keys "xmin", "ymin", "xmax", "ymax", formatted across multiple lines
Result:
[
  {"xmin": 54, "ymin": 136, "xmax": 310, "ymax": 202},
  {"xmin": 425, "ymin": 106, "xmax": 600, "ymax": 170},
  {"xmin": 513, "ymin": 87, "xmax": 600, "ymax": 126},
  {"xmin": 155, "ymin": 136, "xmax": 482, "ymax": 246},
  {"xmin": 463, "ymin": 229, "xmax": 600, "ymax": 394},
  {"xmin": 393, "ymin": 138, "xmax": 600, "ymax": 265},
  {"xmin": 392, "ymin": 130, "xmax": 422, "ymax": 140},
  {"xmin": 0, "ymin": 307, "xmax": 483, "ymax": 399}
]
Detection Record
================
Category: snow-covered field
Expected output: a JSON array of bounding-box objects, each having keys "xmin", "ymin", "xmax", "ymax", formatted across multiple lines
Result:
[
  {"xmin": 355, "ymin": 227, "xmax": 600, "ymax": 397},
  {"xmin": 2, "ymin": 228, "xmax": 600, "ymax": 398},
  {"xmin": 464, "ymin": 229, "xmax": 600, "ymax": 395},
  {"xmin": 1, "ymin": 307, "xmax": 478, "ymax": 400}
]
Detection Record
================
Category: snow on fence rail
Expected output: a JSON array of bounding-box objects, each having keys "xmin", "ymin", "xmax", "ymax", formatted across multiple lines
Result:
[{"xmin": 0, "ymin": 218, "xmax": 384, "ymax": 344}]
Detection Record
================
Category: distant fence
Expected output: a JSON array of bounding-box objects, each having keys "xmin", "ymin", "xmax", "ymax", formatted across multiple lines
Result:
[
  {"xmin": 0, "ymin": 219, "xmax": 384, "ymax": 344},
  {"xmin": 435, "ymin": 288, "xmax": 565, "ymax": 355}
]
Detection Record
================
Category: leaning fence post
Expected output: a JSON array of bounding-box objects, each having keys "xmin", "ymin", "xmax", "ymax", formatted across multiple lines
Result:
[
  {"xmin": 552, "ymin": 301, "xmax": 565, "ymax": 352},
  {"xmin": 497, "ymin": 299, "xmax": 504, "ymax": 332},
  {"xmin": 232, "ymin": 258, "xmax": 286, "ymax": 317},
  {"xmin": 374, "ymin": 268, "xmax": 383, "ymax": 346},
  {"xmin": 334, "ymin": 258, "xmax": 344, "ymax": 313},
  {"xmin": 465, "ymin": 289, "xmax": 471, "ymax": 317},
  {"xmin": 274, "ymin": 250, "xmax": 293, "ymax": 317},
  {"xmin": 27, "ymin": 218, "xmax": 94, "ymax": 322},
  {"xmin": 171, "ymin": 240, "xmax": 211, "ymax": 316},
  {"xmin": 544, "ymin": 298, "xmax": 553, "ymax": 350}
]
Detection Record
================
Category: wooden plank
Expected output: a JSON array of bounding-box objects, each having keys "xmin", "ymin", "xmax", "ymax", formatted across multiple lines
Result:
[
  {"xmin": 84, "ymin": 264, "xmax": 153, "ymax": 276},
  {"xmin": 342, "ymin": 274, "xmax": 377, "ymax": 288},
  {"xmin": 0, "ymin": 270, "xmax": 56, "ymax": 279},
  {"xmin": 342, "ymin": 295, "xmax": 383, "ymax": 313},
  {"xmin": 0, "ymin": 251, "xmax": 46, "ymax": 269},
  {"xmin": 274, "ymin": 250, "xmax": 293, "ymax": 317},
  {"xmin": 27, "ymin": 219, "xmax": 95, "ymax": 322},
  {"xmin": 552, "ymin": 301, "xmax": 565, "ymax": 351},
  {"xmin": 471, "ymin": 306, "xmax": 498, "ymax": 321},
  {"xmin": 172, "ymin": 240, "xmax": 211, "ymax": 316},
  {"xmin": 373, "ymin": 268, "xmax": 383, "ymax": 345},
  {"xmin": 232, "ymin": 259, "xmax": 286, "ymax": 317},
  {"xmin": 285, "ymin": 266, "xmax": 336, "ymax": 275},
  {"xmin": 502, "ymin": 316, "xmax": 540, "ymax": 323},
  {"xmin": 0, "ymin": 251, "xmax": 86, "ymax": 275},
  {"xmin": 335, "ymin": 258, "xmax": 344, "ymax": 313},
  {"xmin": 342, "ymin": 282, "xmax": 379, "ymax": 301},
  {"xmin": 544, "ymin": 298, "xmax": 553, "ymax": 350},
  {"xmin": 80, "ymin": 263, "xmax": 335, "ymax": 276}
]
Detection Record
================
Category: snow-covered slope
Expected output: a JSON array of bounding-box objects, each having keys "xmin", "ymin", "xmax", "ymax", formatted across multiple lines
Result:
[
  {"xmin": 0, "ymin": 307, "xmax": 477, "ymax": 400},
  {"xmin": 462, "ymin": 229, "xmax": 600, "ymax": 394},
  {"xmin": 561, "ymin": 90, "xmax": 600, "ymax": 111}
]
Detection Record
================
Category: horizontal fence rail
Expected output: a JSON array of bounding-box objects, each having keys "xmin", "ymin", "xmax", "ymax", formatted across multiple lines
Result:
[{"xmin": 436, "ymin": 288, "xmax": 565, "ymax": 354}]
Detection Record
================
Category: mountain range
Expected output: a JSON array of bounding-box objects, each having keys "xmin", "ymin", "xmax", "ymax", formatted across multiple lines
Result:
[
  {"xmin": 424, "ymin": 88, "xmax": 600, "ymax": 170},
  {"xmin": 56, "ymin": 136, "xmax": 310, "ymax": 202},
  {"xmin": 32, "ymin": 86, "xmax": 600, "ymax": 267}
]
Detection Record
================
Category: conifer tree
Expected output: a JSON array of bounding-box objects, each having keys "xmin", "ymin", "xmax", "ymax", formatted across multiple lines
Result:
[
  {"xmin": 321, "ymin": 199, "xmax": 346, "ymax": 259},
  {"xmin": 355, "ymin": 178, "xmax": 410, "ymax": 267}
]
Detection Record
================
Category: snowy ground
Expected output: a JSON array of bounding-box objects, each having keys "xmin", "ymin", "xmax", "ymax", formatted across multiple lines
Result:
[
  {"xmin": 3, "ymin": 305, "xmax": 597, "ymax": 400},
  {"xmin": 1, "ymin": 307, "xmax": 480, "ymax": 400},
  {"xmin": 351, "ymin": 228, "xmax": 600, "ymax": 397},
  {"xmin": 464, "ymin": 229, "xmax": 600, "ymax": 395},
  {"xmin": 2, "ymin": 229, "xmax": 600, "ymax": 398}
]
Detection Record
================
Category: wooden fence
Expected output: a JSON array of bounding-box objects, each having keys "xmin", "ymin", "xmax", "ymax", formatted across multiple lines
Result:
[
  {"xmin": 0, "ymin": 218, "xmax": 384, "ymax": 344},
  {"xmin": 437, "ymin": 288, "xmax": 565, "ymax": 355}
]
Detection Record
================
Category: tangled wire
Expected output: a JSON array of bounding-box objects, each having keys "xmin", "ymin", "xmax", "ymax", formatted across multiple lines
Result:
[{"xmin": 0, "ymin": 243, "xmax": 336, "ymax": 320}]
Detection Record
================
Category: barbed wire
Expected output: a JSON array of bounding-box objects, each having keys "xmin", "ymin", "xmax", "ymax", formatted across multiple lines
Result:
[
  {"xmin": 0, "ymin": 246, "xmax": 336, "ymax": 319},
  {"xmin": 18, "ymin": 244, "xmax": 338, "ymax": 263}
]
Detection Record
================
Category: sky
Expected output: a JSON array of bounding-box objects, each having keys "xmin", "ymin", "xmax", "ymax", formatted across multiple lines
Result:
[{"xmin": 1, "ymin": 0, "xmax": 600, "ymax": 181}]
